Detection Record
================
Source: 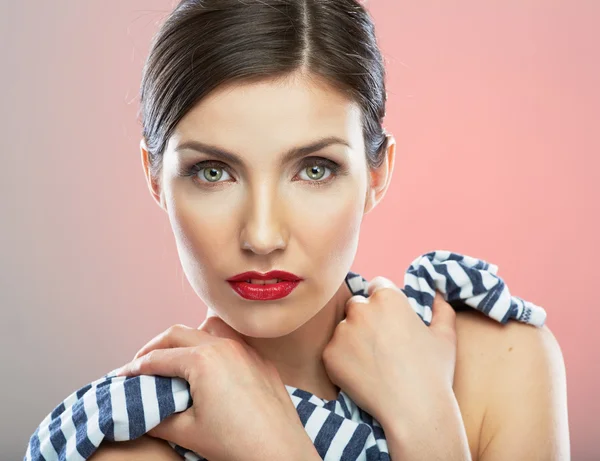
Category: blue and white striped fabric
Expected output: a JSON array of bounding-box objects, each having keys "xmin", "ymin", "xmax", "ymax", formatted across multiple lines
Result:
[{"xmin": 24, "ymin": 250, "xmax": 547, "ymax": 461}]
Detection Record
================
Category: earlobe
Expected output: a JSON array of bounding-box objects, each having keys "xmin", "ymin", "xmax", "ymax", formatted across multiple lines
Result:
[{"xmin": 140, "ymin": 139, "xmax": 166, "ymax": 212}]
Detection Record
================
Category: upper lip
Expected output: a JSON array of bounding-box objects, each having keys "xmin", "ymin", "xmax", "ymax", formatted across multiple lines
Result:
[{"xmin": 227, "ymin": 270, "xmax": 303, "ymax": 282}]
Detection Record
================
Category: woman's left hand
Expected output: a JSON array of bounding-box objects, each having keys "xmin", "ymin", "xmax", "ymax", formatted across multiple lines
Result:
[
  {"xmin": 114, "ymin": 317, "xmax": 317, "ymax": 461},
  {"xmin": 322, "ymin": 276, "xmax": 459, "ymax": 429}
]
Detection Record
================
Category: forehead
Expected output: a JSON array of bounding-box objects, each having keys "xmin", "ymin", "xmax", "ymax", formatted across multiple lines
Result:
[{"xmin": 169, "ymin": 74, "xmax": 363, "ymax": 152}]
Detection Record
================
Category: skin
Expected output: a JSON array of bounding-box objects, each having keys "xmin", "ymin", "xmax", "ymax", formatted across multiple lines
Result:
[
  {"xmin": 92, "ymin": 311, "xmax": 570, "ymax": 460},
  {"xmin": 91, "ymin": 70, "xmax": 570, "ymax": 459},
  {"xmin": 141, "ymin": 71, "xmax": 394, "ymax": 402}
]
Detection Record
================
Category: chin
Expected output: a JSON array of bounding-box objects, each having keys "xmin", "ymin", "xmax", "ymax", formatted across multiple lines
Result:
[
  {"xmin": 199, "ymin": 281, "xmax": 323, "ymax": 338},
  {"xmin": 213, "ymin": 303, "xmax": 316, "ymax": 339},
  {"xmin": 238, "ymin": 325, "xmax": 297, "ymax": 339}
]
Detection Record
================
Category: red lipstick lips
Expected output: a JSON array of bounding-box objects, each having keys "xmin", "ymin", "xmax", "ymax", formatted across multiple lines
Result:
[{"xmin": 227, "ymin": 270, "xmax": 303, "ymax": 301}]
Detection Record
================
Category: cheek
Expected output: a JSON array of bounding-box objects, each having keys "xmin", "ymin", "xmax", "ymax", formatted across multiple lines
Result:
[
  {"xmin": 302, "ymin": 198, "xmax": 359, "ymax": 249},
  {"xmin": 165, "ymin": 187, "xmax": 240, "ymax": 289},
  {"xmin": 290, "ymin": 183, "xmax": 365, "ymax": 269}
]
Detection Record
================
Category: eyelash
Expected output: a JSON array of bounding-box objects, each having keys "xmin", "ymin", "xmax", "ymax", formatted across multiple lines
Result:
[{"xmin": 180, "ymin": 157, "xmax": 345, "ymax": 188}]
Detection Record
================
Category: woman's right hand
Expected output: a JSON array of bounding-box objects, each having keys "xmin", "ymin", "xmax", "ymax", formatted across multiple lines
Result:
[{"xmin": 115, "ymin": 318, "xmax": 320, "ymax": 461}]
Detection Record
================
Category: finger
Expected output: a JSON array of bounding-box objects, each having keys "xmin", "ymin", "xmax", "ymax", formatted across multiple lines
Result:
[
  {"xmin": 346, "ymin": 295, "xmax": 369, "ymax": 305},
  {"xmin": 198, "ymin": 316, "xmax": 248, "ymax": 345},
  {"xmin": 367, "ymin": 276, "xmax": 401, "ymax": 297},
  {"xmin": 133, "ymin": 324, "xmax": 195, "ymax": 360},
  {"xmin": 429, "ymin": 291, "xmax": 457, "ymax": 339},
  {"xmin": 147, "ymin": 409, "xmax": 195, "ymax": 448},
  {"xmin": 344, "ymin": 294, "xmax": 368, "ymax": 315},
  {"xmin": 116, "ymin": 347, "xmax": 191, "ymax": 378},
  {"xmin": 133, "ymin": 324, "xmax": 208, "ymax": 360}
]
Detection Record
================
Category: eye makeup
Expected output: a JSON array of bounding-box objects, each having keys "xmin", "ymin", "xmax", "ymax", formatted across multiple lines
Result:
[{"xmin": 176, "ymin": 155, "xmax": 350, "ymax": 189}]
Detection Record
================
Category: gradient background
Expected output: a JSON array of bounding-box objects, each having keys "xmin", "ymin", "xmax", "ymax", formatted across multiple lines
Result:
[{"xmin": 2, "ymin": 1, "xmax": 598, "ymax": 459}]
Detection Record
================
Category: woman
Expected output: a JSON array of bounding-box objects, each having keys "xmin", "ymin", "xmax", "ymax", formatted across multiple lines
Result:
[{"xmin": 59, "ymin": 0, "xmax": 569, "ymax": 459}]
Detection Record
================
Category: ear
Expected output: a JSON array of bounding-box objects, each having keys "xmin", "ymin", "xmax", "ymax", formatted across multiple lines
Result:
[
  {"xmin": 140, "ymin": 138, "xmax": 166, "ymax": 211},
  {"xmin": 364, "ymin": 134, "xmax": 396, "ymax": 215}
]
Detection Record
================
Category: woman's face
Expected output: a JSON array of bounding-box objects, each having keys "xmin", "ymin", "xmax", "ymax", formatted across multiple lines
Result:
[{"xmin": 143, "ymin": 74, "xmax": 392, "ymax": 338}]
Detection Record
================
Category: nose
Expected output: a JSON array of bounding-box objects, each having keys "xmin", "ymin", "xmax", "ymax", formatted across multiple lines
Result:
[{"xmin": 240, "ymin": 183, "xmax": 287, "ymax": 255}]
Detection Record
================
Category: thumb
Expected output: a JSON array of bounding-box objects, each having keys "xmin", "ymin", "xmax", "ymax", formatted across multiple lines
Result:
[
  {"xmin": 147, "ymin": 409, "xmax": 194, "ymax": 447},
  {"xmin": 428, "ymin": 291, "xmax": 457, "ymax": 342}
]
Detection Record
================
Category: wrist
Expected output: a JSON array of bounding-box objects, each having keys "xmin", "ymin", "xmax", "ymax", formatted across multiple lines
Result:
[
  {"xmin": 378, "ymin": 388, "xmax": 472, "ymax": 461},
  {"xmin": 376, "ymin": 384, "xmax": 455, "ymax": 428},
  {"xmin": 264, "ymin": 420, "xmax": 321, "ymax": 461}
]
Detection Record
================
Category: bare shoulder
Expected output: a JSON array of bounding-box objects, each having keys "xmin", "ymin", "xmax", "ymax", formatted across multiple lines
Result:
[
  {"xmin": 452, "ymin": 310, "xmax": 569, "ymax": 461},
  {"xmin": 88, "ymin": 435, "xmax": 183, "ymax": 460}
]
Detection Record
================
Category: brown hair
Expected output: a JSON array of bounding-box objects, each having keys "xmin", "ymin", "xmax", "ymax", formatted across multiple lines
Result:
[{"xmin": 140, "ymin": 0, "xmax": 389, "ymax": 183}]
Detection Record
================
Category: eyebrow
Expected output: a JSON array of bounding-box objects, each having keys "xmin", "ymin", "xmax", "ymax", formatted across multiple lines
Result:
[{"xmin": 173, "ymin": 136, "xmax": 352, "ymax": 167}]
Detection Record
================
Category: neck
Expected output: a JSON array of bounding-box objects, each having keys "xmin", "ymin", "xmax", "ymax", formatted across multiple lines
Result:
[{"xmin": 242, "ymin": 279, "xmax": 353, "ymax": 402}]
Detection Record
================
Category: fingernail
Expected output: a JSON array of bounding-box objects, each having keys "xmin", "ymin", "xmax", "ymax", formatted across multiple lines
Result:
[
  {"xmin": 348, "ymin": 295, "xmax": 369, "ymax": 304},
  {"xmin": 367, "ymin": 276, "xmax": 397, "ymax": 295}
]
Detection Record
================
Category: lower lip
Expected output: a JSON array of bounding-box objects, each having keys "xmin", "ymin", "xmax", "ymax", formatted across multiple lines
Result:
[{"xmin": 227, "ymin": 280, "xmax": 301, "ymax": 301}]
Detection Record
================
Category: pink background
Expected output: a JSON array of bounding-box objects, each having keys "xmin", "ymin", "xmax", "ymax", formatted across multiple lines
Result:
[{"xmin": 2, "ymin": 1, "xmax": 598, "ymax": 459}]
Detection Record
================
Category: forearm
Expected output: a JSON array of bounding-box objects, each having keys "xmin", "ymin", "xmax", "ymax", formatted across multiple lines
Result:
[
  {"xmin": 378, "ymin": 389, "xmax": 472, "ymax": 461},
  {"xmin": 266, "ymin": 429, "xmax": 322, "ymax": 461},
  {"xmin": 219, "ymin": 421, "xmax": 322, "ymax": 461}
]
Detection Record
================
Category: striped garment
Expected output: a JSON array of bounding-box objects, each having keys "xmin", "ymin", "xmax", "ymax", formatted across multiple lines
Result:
[{"xmin": 24, "ymin": 250, "xmax": 547, "ymax": 461}]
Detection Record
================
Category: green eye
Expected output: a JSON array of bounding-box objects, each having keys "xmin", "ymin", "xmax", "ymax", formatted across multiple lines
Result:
[
  {"xmin": 305, "ymin": 165, "xmax": 326, "ymax": 180},
  {"xmin": 203, "ymin": 167, "xmax": 224, "ymax": 182},
  {"xmin": 184, "ymin": 157, "xmax": 341, "ymax": 187}
]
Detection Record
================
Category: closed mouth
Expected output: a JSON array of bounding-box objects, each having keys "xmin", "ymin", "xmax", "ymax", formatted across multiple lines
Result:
[
  {"xmin": 227, "ymin": 270, "xmax": 303, "ymax": 283},
  {"xmin": 241, "ymin": 279, "xmax": 284, "ymax": 285},
  {"xmin": 227, "ymin": 277, "xmax": 302, "ymax": 301}
]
